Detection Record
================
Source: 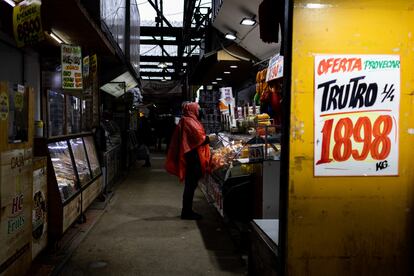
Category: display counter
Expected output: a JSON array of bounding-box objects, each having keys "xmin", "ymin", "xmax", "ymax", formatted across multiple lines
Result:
[
  {"xmin": 249, "ymin": 219, "xmax": 279, "ymax": 276},
  {"xmin": 34, "ymin": 133, "xmax": 103, "ymax": 242},
  {"xmin": 200, "ymin": 131, "xmax": 281, "ymax": 221}
]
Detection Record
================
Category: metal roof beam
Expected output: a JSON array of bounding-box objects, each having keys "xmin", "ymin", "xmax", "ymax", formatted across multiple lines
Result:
[
  {"xmin": 140, "ymin": 26, "xmax": 204, "ymax": 38},
  {"xmin": 140, "ymin": 71, "xmax": 177, "ymax": 77},
  {"xmin": 140, "ymin": 39, "xmax": 199, "ymax": 46},
  {"xmin": 140, "ymin": 55, "xmax": 197, "ymax": 63},
  {"xmin": 147, "ymin": 0, "xmax": 172, "ymax": 28}
]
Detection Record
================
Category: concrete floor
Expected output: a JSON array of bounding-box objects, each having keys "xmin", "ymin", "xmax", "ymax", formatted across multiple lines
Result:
[{"xmin": 60, "ymin": 155, "xmax": 247, "ymax": 276}]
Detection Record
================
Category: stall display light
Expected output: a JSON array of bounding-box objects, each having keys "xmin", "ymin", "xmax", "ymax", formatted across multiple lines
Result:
[
  {"xmin": 224, "ymin": 71, "xmax": 231, "ymax": 74},
  {"xmin": 225, "ymin": 32, "xmax": 237, "ymax": 40},
  {"xmin": 240, "ymin": 17, "xmax": 256, "ymax": 26},
  {"xmin": 216, "ymin": 77, "xmax": 223, "ymax": 81},
  {"xmin": 212, "ymin": 81, "xmax": 218, "ymax": 84},
  {"xmin": 230, "ymin": 65, "xmax": 238, "ymax": 69},
  {"xmin": 3, "ymin": 0, "xmax": 15, "ymax": 7}
]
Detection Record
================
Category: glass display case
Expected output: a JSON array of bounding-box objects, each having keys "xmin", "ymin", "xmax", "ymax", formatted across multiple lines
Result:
[
  {"xmin": 48, "ymin": 90, "xmax": 65, "ymax": 137},
  {"xmin": 201, "ymin": 131, "xmax": 281, "ymax": 221},
  {"xmin": 210, "ymin": 132, "xmax": 281, "ymax": 183},
  {"xmin": 69, "ymin": 138, "xmax": 91, "ymax": 186},
  {"xmin": 48, "ymin": 140, "xmax": 78, "ymax": 202},
  {"xmin": 67, "ymin": 96, "xmax": 81, "ymax": 134},
  {"xmin": 83, "ymin": 136, "xmax": 101, "ymax": 177},
  {"xmin": 47, "ymin": 135, "xmax": 102, "ymax": 202}
]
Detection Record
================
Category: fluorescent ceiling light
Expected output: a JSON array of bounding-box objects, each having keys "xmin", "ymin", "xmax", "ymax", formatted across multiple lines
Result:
[
  {"xmin": 50, "ymin": 32, "xmax": 63, "ymax": 44},
  {"xmin": 225, "ymin": 32, "xmax": 237, "ymax": 40},
  {"xmin": 240, "ymin": 18, "xmax": 256, "ymax": 26},
  {"xmin": 4, "ymin": 0, "xmax": 15, "ymax": 7},
  {"xmin": 216, "ymin": 77, "xmax": 222, "ymax": 81},
  {"xmin": 230, "ymin": 65, "xmax": 238, "ymax": 69},
  {"xmin": 212, "ymin": 81, "xmax": 217, "ymax": 84},
  {"xmin": 224, "ymin": 71, "xmax": 231, "ymax": 74}
]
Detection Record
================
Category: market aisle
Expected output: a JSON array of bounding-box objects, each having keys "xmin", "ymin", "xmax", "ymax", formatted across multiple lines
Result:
[{"xmin": 60, "ymin": 154, "xmax": 246, "ymax": 276}]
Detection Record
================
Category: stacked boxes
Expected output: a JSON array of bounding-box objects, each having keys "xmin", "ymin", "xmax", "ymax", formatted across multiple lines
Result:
[{"xmin": 198, "ymin": 87, "xmax": 221, "ymax": 134}]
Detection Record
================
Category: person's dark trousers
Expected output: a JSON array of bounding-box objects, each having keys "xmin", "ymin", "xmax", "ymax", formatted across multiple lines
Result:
[
  {"xmin": 181, "ymin": 149, "xmax": 203, "ymax": 219},
  {"xmin": 182, "ymin": 172, "xmax": 199, "ymax": 214}
]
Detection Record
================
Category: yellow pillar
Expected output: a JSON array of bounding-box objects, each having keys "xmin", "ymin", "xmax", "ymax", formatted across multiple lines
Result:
[{"xmin": 288, "ymin": 1, "xmax": 414, "ymax": 274}]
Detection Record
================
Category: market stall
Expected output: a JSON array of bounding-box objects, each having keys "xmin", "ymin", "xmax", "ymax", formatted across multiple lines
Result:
[
  {"xmin": 200, "ymin": 111, "xmax": 281, "ymax": 222},
  {"xmin": 0, "ymin": 82, "xmax": 35, "ymax": 275},
  {"xmin": 34, "ymin": 134, "xmax": 102, "ymax": 242}
]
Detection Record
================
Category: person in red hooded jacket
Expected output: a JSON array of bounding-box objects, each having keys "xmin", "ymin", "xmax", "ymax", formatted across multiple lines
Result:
[{"xmin": 165, "ymin": 102, "xmax": 214, "ymax": 220}]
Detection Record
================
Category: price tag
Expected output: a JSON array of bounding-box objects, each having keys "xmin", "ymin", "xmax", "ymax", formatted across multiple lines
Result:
[
  {"xmin": 314, "ymin": 55, "xmax": 400, "ymax": 176},
  {"xmin": 249, "ymin": 145, "xmax": 264, "ymax": 162}
]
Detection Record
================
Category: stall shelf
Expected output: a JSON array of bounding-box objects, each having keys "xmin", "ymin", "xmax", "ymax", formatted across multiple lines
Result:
[{"xmin": 34, "ymin": 133, "xmax": 102, "ymax": 242}]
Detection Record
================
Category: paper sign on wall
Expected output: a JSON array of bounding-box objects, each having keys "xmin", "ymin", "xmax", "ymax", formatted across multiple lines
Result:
[
  {"xmin": 314, "ymin": 55, "xmax": 400, "ymax": 176},
  {"xmin": 61, "ymin": 44, "xmax": 83, "ymax": 90}
]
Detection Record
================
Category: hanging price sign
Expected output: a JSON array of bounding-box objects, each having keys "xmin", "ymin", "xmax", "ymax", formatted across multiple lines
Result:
[
  {"xmin": 13, "ymin": 1, "xmax": 44, "ymax": 48},
  {"xmin": 314, "ymin": 55, "xmax": 400, "ymax": 176},
  {"xmin": 61, "ymin": 44, "xmax": 83, "ymax": 90}
]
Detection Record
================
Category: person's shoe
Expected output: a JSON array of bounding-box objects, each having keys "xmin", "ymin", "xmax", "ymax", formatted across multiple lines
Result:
[{"xmin": 180, "ymin": 211, "xmax": 203, "ymax": 220}]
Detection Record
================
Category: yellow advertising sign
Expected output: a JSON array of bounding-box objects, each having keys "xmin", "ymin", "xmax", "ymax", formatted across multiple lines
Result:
[
  {"xmin": 13, "ymin": 2, "xmax": 44, "ymax": 48},
  {"xmin": 0, "ymin": 92, "xmax": 9, "ymax": 121}
]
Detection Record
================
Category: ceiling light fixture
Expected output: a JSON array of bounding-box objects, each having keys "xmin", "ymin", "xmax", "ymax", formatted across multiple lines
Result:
[
  {"xmin": 50, "ymin": 32, "xmax": 64, "ymax": 44},
  {"xmin": 225, "ymin": 32, "xmax": 237, "ymax": 40},
  {"xmin": 212, "ymin": 81, "xmax": 218, "ymax": 84},
  {"xmin": 4, "ymin": 0, "xmax": 15, "ymax": 7},
  {"xmin": 240, "ymin": 17, "xmax": 256, "ymax": 26},
  {"xmin": 216, "ymin": 77, "xmax": 222, "ymax": 81},
  {"xmin": 230, "ymin": 65, "xmax": 238, "ymax": 69},
  {"xmin": 224, "ymin": 71, "xmax": 231, "ymax": 74},
  {"xmin": 305, "ymin": 3, "xmax": 331, "ymax": 9}
]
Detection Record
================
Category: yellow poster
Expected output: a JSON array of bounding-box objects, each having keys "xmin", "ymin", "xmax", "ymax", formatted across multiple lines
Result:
[
  {"xmin": 0, "ymin": 92, "xmax": 9, "ymax": 121},
  {"xmin": 90, "ymin": 54, "xmax": 97, "ymax": 76},
  {"xmin": 13, "ymin": 1, "xmax": 44, "ymax": 47}
]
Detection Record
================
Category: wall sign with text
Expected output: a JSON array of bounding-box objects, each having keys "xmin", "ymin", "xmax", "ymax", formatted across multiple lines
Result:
[{"xmin": 314, "ymin": 54, "xmax": 400, "ymax": 176}]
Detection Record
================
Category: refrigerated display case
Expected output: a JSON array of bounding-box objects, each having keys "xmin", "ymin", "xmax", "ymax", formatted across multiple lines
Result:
[
  {"xmin": 34, "ymin": 134, "xmax": 103, "ymax": 242},
  {"xmin": 69, "ymin": 138, "xmax": 92, "ymax": 186},
  {"xmin": 201, "ymin": 130, "xmax": 281, "ymax": 221},
  {"xmin": 48, "ymin": 140, "xmax": 79, "ymax": 202},
  {"xmin": 83, "ymin": 136, "xmax": 101, "ymax": 177}
]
